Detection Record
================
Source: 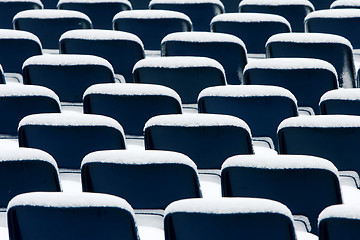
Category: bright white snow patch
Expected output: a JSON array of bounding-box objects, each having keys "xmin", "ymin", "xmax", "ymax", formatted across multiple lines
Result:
[
  {"xmin": 266, "ymin": 33, "xmax": 353, "ymax": 49},
  {"xmin": 305, "ymin": 9, "xmax": 360, "ymax": 21},
  {"xmin": 198, "ymin": 85, "xmax": 297, "ymax": 104},
  {"xmin": 58, "ymin": 0, "xmax": 131, "ymax": 5},
  {"xmin": 221, "ymin": 154, "xmax": 339, "ymax": 177},
  {"xmin": 0, "ymin": 85, "xmax": 60, "ymax": 104},
  {"xmin": 13, "ymin": 9, "xmax": 91, "ymax": 22},
  {"xmin": 149, "ymin": 0, "xmax": 224, "ymax": 9},
  {"xmin": 318, "ymin": 204, "xmax": 360, "ymax": 221},
  {"xmin": 239, "ymin": 0, "xmax": 314, "ymax": 8},
  {"xmin": 84, "ymin": 83, "xmax": 181, "ymax": 104},
  {"xmin": 82, "ymin": 149, "xmax": 197, "ymax": 170},
  {"xmin": 113, "ymin": 9, "xmax": 191, "ymax": 23},
  {"xmin": 144, "ymin": 113, "xmax": 252, "ymax": 134},
  {"xmin": 0, "ymin": 29, "xmax": 41, "ymax": 46},
  {"xmin": 331, "ymin": 0, "xmax": 360, "ymax": 8},
  {"xmin": 320, "ymin": 89, "xmax": 360, "ymax": 102}
]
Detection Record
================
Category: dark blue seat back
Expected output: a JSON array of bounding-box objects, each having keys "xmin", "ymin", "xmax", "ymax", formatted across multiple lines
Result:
[
  {"xmin": 220, "ymin": 0, "xmax": 241, "ymax": 12},
  {"xmin": 320, "ymin": 90, "xmax": 360, "ymax": 115},
  {"xmin": 0, "ymin": 1, "xmax": 42, "ymax": 29},
  {"xmin": 129, "ymin": 0, "xmax": 149, "ymax": 9}
]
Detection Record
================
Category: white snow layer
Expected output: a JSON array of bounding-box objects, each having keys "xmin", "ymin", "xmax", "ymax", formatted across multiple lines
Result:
[
  {"xmin": 221, "ymin": 154, "xmax": 339, "ymax": 177},
  {"xmin": 305, "ymin": 9, "xmax": 360, "ymax": 21},
  {"xmin": 84, "ymin": 83, "xmax": 181, "ymax": 104},
  {"xmin": 0, "ymin": 85, "xmax": 60, "ymax": 103},
  {"xmin": 82, "ymin": 149, "xmax": 197, "ymax": 170},
  {"xmin": 278, "ymin": 115, "xmax": 360, "ymax": 130},
  {"xmin": 0, "ymin": 29, "xmax": 41, "ymax": 45},
  {"xmin": 58, "ymin": 0, "xmax": 131, "ymax": 5},
  {"xmin": 22, "ymin": 54, "xmax": 114, "ymax": 73},
  {"xmin": 243, "ymin": 58, "xmax": 338, "ymax": 78},
  {"xmin": 266, "ymin": 33, "xmax": 353, "ymax": 49},
  {"xmin": 144, "ymin": 113, "xmax": 252, "ymax": 134},
  {"xmin": 320, "ymin": 89, "xmax": 360, "ymax": 102},
  {"xmin": 239, "ymin": 0, "xmax": 314, "ymax": 8},
  {"xmin": 13, "ymin": 9, "xmax": 91, "ymax": 22},
  {"xmin": 149, "ymin": 0, "xmax": 224, "ymax": 9},
  {"xmin": 1, "ymin": 0, "xmax": 43, "ymax": 6},
  {"xmin": 59, "ymin": 29, "xmax": 144, "ymax": 48},
  {"xmin": 113, "ymin": 9, "xmax": 191, "ymax": 23},
  {"xmin": 319, "ymin": 204, "xmax": 360, "ymax": 221},
  {"xmin": 198, "ymin": 85, "xmax": 297, "ymax": 104},
  {"xmin": 331, "ymin": 0, "xmax": 360, "ymax": 8}
]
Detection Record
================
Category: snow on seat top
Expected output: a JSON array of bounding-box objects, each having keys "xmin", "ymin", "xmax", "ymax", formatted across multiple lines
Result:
[
  {"xmin": 331, "ymin": 0, "xmax": 360, "ymax": 8},
  {"xmin": 244, "ymin": 58, "xmax": 337, "ymax": 78},
  {"xmin": 59, "ymin": 29, "xmax": 144, "ymax": 48},
  {"xmin": 113, "ymin": 9, "xmax": 191, "ymax": 22},
  {"xmin": 266, "ymin": 32, "xmax": 352, "ymax": 48},
  {"xmin": 23, "ymin": 54, "xmax": 114, "ymax": 73},
  {"xmin": 145, "ymin": 113, "xmax": 251, "ymax": 133},
  {"xmin": 82, "ymin": 149, "xmax": 197, "ymax": 170},
  {"xmin": 18, "ymin": 112, "xmax": 125, "ymax": 136},
  {"xmin": 58, "ymin": 0, "xmax": 131, "ymax": 5},
  {"xmin": 84, "ymin": 83, "xmax": 181, "ymax": 104},
  {"xmin": 319, "ymin": 204, "xmax": 360, "ymax": 221},
  {"xmin": 165, "ymin": 197, "xmax": 293, "ymax": 219},
  {"xmin": 305, "ymin": 9, "xmax": 360, "ymax": 21},
  {"xmin": 8, "ymin": 192, "xmax": 135, "ymax": 215},
  {"xmin": 320, "ymin": 89, "xmax": 360, "ymax": 102},
  {"xmin": 278, "ymin": 115, "xmax": 360, "ymax": 130},
  {"xmin": 239, "ymin": 0, "xmax": 314, "ymax": 8},
  {"xmin": 0, "ymin": 29, "xmax": 41, "ymax": 45},
  {"xmin": 0, "ymin": 85, "xmax": 60, "ymax": 103},
  {"xmin": 13, "ymin": 9, "xmax": 91, "ymax": 22},
  {"xmin": 149, "ymin": 0, "xmax": 224, "ymax": 8},
  {"xmin": 198, "ymin": 85, "xmax": 297, "ymax": 103},
  {"xmin": 221, "ymin": 154, "xmax": 339, "ymax": 176}
]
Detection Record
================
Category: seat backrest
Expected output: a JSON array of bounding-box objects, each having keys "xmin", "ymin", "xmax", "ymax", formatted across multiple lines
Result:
[
  {"xmin": 149, "ymin": 0, "xmax": 224, "ymax": 31},
  {"xmin": 198, "ymin": 85, "xmax": 298, "ymax": 149},
  {"xmin": 161, "ymin": 32, "xmax": 247, "ymax": 85},
  {"xmin": 13, "ymin": 9, "xmax": 92, "ymax": 49},
  {"xmin": 164, "ymin": 198, "xmax": 297, "ymax": 240},
  {"xmin": 278, "ymin": 115, "xmax": 360, "ymax": 175},
  {"xmin": 239, "ymin": 0, "xmax": 314, "ymax": 32},
  {"xmin": 133, "ymin": 56, "xmax": 226, "ymax": 104},
  {"xmin": 330, "ymin": 0, "xmax": 360, "ymax": 9},
  {"xmin": 144, "ymin": 114, "xmax": 254, "ymax": 169},
  {"xmin": 113, "ymin": 9, "xmax": 192, "ymax": 50},
  {"xmin": 83, "ymin": 83, "xmax": 182, "ymax": 136},
  {"xmin": 60, "ymin": 29, "xmax": 144, "ymax": 83},
  {"xmin": 22, "ymin": 54, "xmax": 115, "ymax": 103},
  {"xmin": 211, "ymin": 13, "xmax": 291, "ymax": 54},
  {"xmin": 266, "ymin": 32, "xmax": 356, "ymax": 88},
  {"xmin": 243, "ymin": 58, "xmax": 338, "ymax": 114},
  {"xmin": 320, "ymin": 89, "xmax": 360, "ymax": 115},
  {"xmin": 18, "ymin": 113, "xmax": 126, "ymax": 169},
  {"xmin": 221, "ymin": 154, "xmax": 342, "ymax": 234},
  {"xmin": 129, "ymin": 0, "xmax": 149, "ymax": 9},
  {"xmin": 7, "ymin": 192, "xmax": 139, "ymax": 240},
  {"xmin": 82, "ymin": 150, "xmax": 201, "ymax": 209}
]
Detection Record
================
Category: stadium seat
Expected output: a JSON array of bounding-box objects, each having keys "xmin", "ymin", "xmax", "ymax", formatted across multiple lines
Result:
[
  {"xmin": 164, "ymin": 198, "xmax": 297, "ymax": 240},
  {"xmin": 133, "ymin": 56, "xmax": 226, "ymax": 104},
  {"xmin": 82, "ymin": 149, "xmax": 201, "ymax": 209},
  {"xmin": 83, "ymin": 83, "xmax": 182, "ymax": 136},
  {"xmin": 278, "ymin": 115, "xmax": 360, "ymax": 186},
  {"xmin": 149, "ymin": 0, "xmax": 224, "ymax": 31},
  {"xmin": 305, "ymin": 9, "xmax": 360, "ymax": 49},
  {"xmin": 59, "ymin": 29, "xmax": 144, "ymax": 83},
  {"xmin": 0, "ymin": 148, "xmax": 61, "ymax": 209},
  {"xmin": 161, "ymin": 32, "xmax": 247, "ymax": 85},
  {"xmin": 113, "ymin": 9, "xmax": 192, "ymax": 50},
  {"xmin": 320, "ymin": 89, "xmax": 360, "ymax": 115},
  {"xmin": 58, "ymin": 0, "xmax": 132, "ymax": 29},
  {"xmin": 211, "ymin": 13, "xmax": 291, "ymax": 54},
  {"xmin": 266, "ymin": 33, "xmax": 356, "ymax": 88},
  {"xmin": 13, "ymin": 9, "xmax": 92, "ymax": 50},
  {"xmin": 7, "ymin": 192, "xmax": 139, "ymax": 240},
  {"xmin": 198, "ymin": 85, "xmax": 298, "ymax": 150},
  {"xmin": 331, "ymin": 0, "xmax": 360, "ymax": 9},
  {"xmin": 243, "ymin": 58, "xmax": 338, "ymax": 114},
  {"xmin": 239, "ymin": 0, "xmax": 314, "ymax": 32},
  {"xmin": 221, "ymin": 154, "xmax": 342, "ymax": 234},
  {"xmin": 22, "ymin": 54, "xmax": 115, "ymax": 103},
  {"xmin": 144, "ymin": 114, "xmax": 254, "ymax": 170},
  {"xmin": 18, "ymin": 113, "xmax": 126, "ymax": 169}
]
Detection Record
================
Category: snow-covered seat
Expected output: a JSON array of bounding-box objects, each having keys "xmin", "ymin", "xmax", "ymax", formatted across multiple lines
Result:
[
  {"xmin": 221, "ymin": 154, "xmax": 342, "ymax": 234},
  {"xmin": 112, "ymin": 10, "xmax": 192, "ymax": 50},
  {"xmin": 266, "ymin": 33, "xmax": 356, "ymax": 88},
  {"xmin": 239, "ymin": 0, "xmax": 314, "ymax": 32},
  {"xmin": 210, "ymin": 13, "xmax": 291, "ymax": 54},
  {"xmin": 331, "ymin": 0, "xmax": 360, "ymax": 9},
  {"xmin": 133, "ymin": 56, "xmax": 226, "ymax": 104},
  {"xmin": 82, "ymin": 150, "xmax": 201, "ymax": 209},
  {"xmin": 161, "ymin": 32, "xmax": 247, "ymax": 85},
  {"xmin": 164, "ymin": 198, "xmax": 297, "ymax": 240},
  {"xmin": 0, "ymin": 0, "xmax": 42, "ymax": 29},
  {"xmin": 22, "ymin": 54, "xmax": 115, "ymax": 103},
  {"xmin": 198, "ymin": 85, "xmax": 298, "ymax": 150},
  {"xmin": 13, "ymin": 9, "xmax": 92, "ymax": 50},
  {"xmin": 243, "ymin": 58, "xmax": 338, "ymax": 115},
  {"xmin": 83, "ymin": 83, "xmax": 182, "ymax": 137},
  {"xmin": 149, "ymin": 0, "xmax": 224, "ymax": 31},
  {"xmin": 0, "ymin": 148, "xmax": 61, "ymax": 209},
  {"xmin": 278, "ymin": 115, "xmax": 360, "ymax": 187},
  {"xmin": 320, "ymin": 89, "xmax": 360, "ymax": 115},
  {"xmin": 0, "ymin": 85, "xmax": 60, "ymax": 137},
  {"xmin": 18, "ymin": 113, "xmax": 126, "ymax": 170},
  {"xmin": 58, "ymin": 0, "xmax": 131, "ymax": 29},
  {"xmin": 7, "ymin": 192, "xmax": 138, "ymax": 240},
  {"xmin": 305, "ymin": 9, "xmax": 360, "ymax": 50},
  {"xmin": 59, "ymin": 29, "xmax": 144, "ymax": 83}
]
